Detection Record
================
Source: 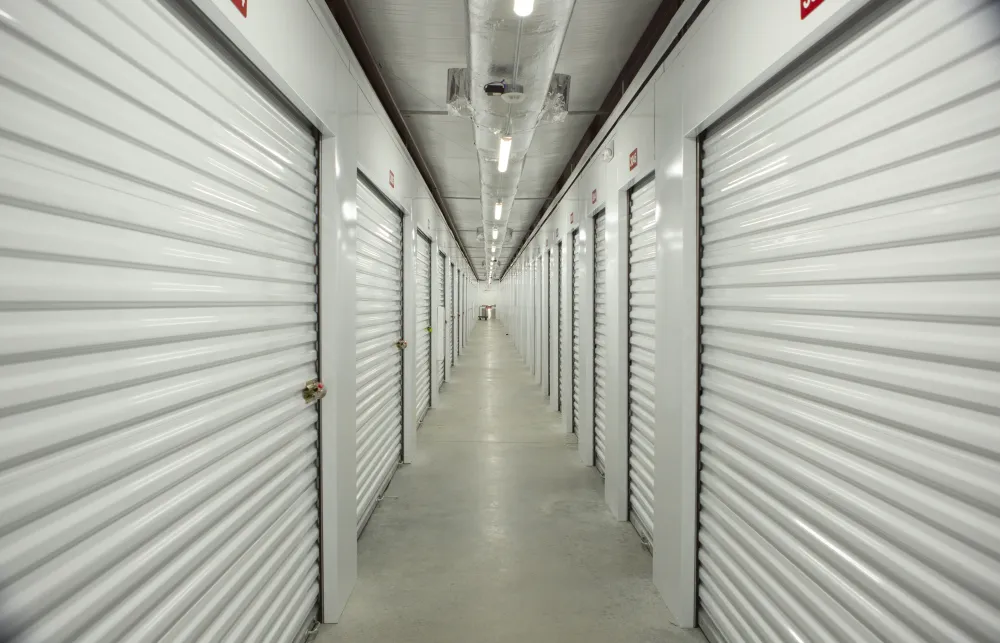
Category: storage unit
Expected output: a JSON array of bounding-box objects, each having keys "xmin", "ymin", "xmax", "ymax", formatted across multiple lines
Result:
[
  {"xmin": 546, "ymin": 249, "xmax": 553, "ymax": 397},
  {"xmin": 572, "ymin": 229, "xmax": 582, "ymax": 434},
  {"xmin": 448, "ymin": 263, "xmax": 455, "ymax": 367},
  {"xmin": 593, "ymin": 212, "xmax": 608, "ymax": 476},
  {"xmin": 437, "ymin": 251, "xmax": 446, "ymax": 389},
  {"xmin": 415, "ymin": 232, "xmax": 432, "ymax": 423},
  {"xmin": 557, "ymin": 241, "xmax": 564, "ymax": 412},
  {"xmin": 696, "ymin": 3, "xmax": 1000, "ymax": 642},
  {"xmin": 355, "ymin": 176, "xmax": 404, "ymax": 535},
  {"xmin": 0, "ymin": 1, "xmax": 321, "ymax": 640},
  {"xmin": 628, "ymin": 178, "xmax": 656, "ymax": 546}
]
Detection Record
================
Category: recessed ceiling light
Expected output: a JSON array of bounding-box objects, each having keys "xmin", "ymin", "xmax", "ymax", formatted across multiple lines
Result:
[
  {"xmin": 494, "ymin": 201, "xmax": 503, "ymax": 220},
  {"xmin": 513, "ymin": 0, "xmax": 534, "ymax": 17},
  {"xmin": 497, "ymin": 136, "xmax": 512, "ymax": 173}
]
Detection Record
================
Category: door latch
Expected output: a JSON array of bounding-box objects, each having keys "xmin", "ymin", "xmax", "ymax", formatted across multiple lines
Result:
[
  {"xmin": 303, "ymin": 379, "xmax": 326, "ymax": 403},
  {"xmin": 396, "ymin": 339, "xmax": 408, "ymax": 350}
]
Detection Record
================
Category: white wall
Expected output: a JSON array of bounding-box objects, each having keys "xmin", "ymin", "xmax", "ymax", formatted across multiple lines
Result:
[
  {"xmin": 191, "ymin": 0, "xmax": 477, "ymax": 623},
  {"xmin": 500, "ymin": 0, "xmax": 875, "ymax": 628}
]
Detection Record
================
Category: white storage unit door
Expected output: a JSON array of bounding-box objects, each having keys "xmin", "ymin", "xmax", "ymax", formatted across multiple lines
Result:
[
  {"xmin": 415, "ymin": 232, "xmax": 432, "ymax": 424},
  {"xmin": 355, "ymin": 177, "xmax": 403, "ymax": 534},
  {"xmin": 437, "ymin": 252, "xmax": 446, "ymax": 389},
  {"xmin": 628, "ymin": 178, "xmax": 656, "ymax": 546},
  {"xmin": 448, "ymin": 264, "xmax": 455, "ymax": 366},
  {"xmin": 593, "ymin": 212, "xmax": 608, "ymax": 475},
  {"xmin": 547, "ymin": 250, "xmax": 553, "ymax": 397},
  {"xmin": 697, "ymin": 2, "xmax": 1000, "ymax": 642},
  {"xmin": 557, "ymin": 242, "xmax": 564, "ymax": 412},
  {"xmin": 0, "ymin": 1, "xmax": 321, "ymax": 641},
  {"xmin": 571, "ymin": 230, "xmax": 582, "ymax": 433}
]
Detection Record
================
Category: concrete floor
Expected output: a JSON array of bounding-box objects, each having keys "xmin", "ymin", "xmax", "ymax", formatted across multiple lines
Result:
[{"xmin": 317, "ymin": 320, "xmax": 705, "ymax": 643}]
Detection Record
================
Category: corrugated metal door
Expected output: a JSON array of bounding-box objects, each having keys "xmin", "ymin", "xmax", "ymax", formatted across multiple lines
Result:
[
  {"xmin": 415, "ymin": 232, "xmax": 432, "ymax": 423},
  {"xmin": 628, "ymin": 178, "xmax": 656, "ymax": 546},
  {"xmin": 450, "ymin": 263, "xmax": 455, "ymax": 365},
  {"xmin": 697, "ymin": 2, "xmax": 1000, "ymax": 642},
  {"xmin": 593, "ymin": 212, "xmax": 608, "ymax": 475},
  {"xmin": 437, "ymin": 252, "xmax": 445, "ymax": 389},
  {"xmin": 572, "ymin": 229, "xmax": 582, "ymax": 434},
  {"xmin": 0, "ymin": 1, "xmax": 321, "ymax": 641},
  {"xmin": 355, "ymin": 177, "xmax": 403, "ymax": 534},
  {"xmin": 557, "ymin": 241, "xmax": 563, "ymax": 412},
  {"xmin": 547, "ymin": 249, "xmax": 553, "ymax": 397}
]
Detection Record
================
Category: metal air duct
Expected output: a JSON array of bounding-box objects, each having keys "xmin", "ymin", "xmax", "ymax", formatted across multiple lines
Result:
[{"xmin": 448, "ymin": 0, "xmax": 576, "ymax": 266}]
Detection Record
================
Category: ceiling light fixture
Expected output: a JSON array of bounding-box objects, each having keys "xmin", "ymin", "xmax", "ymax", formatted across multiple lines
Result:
[
  {"xmin": 492, "ymin": 227, "xmax": 499, "ymax": 240},
  {"xmin": 494, "ymin": 201, "xmax": 503, "ymax": 220},
  {"xmin": 491, "ymin": 244, "xmax": 496, "ymax": 252},
  {"xmin": 497, "ymin": 136, "xmax": 512, "ymax": 173},
  {"xmin": 513, "ymin": 0, "xmax": 534, "ymax": 17}
]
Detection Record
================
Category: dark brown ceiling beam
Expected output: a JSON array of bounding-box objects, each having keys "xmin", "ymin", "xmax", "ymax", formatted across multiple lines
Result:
[
  {"xmin": 324, "ymin": 0, "xmax": 480, "ymax": 279},
  {"xmin": 499, "ymin": 0, "xmax": 710, "ymax": 280}
]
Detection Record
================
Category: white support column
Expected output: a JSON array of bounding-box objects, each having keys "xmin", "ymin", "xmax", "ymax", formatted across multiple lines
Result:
[
  {"xmin": 560, "ymin": 231, "xmax": 573, "ymax": 435},
  {"xmin": 401, "ymin": 213, "xmax": 416, "ymax": 464},
  {"xmin": 653, "ymin": 65, "xmax": 700, "ymax": 627},
  {"xmin": 605, "ymin": 179, "xmax": 630, "ymax": 522},
  {"xmin": 317, "ymin": 133, "xmax": 357, "ymax": 622},
  {"xmin": 578, "ymin": 216, "xmax": 595, "ymax": 467},
  {"xmin": 430, "ymin": 242, "xmax": 442, "ymax": 408}
]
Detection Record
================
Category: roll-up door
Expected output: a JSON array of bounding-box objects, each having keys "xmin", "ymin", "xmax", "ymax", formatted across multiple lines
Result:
[
  {"xmin": 547, "ymin": 249, "xmax": 553, "ymax": 397},
  {"xmin": 437, "ymin": 252, "xmax": 446, "ymax": 389},
  {"xmin": 697, "ymin": 3, "xmax": 1000, "ymax": 642},
  {"xmin": 450, "ymin": 263, "xmax": 455, "ymax": 365},
  {"xmin": 557, "ymin": 241, "xmax": 564, "ymax": 412},
  {"xmin": 0, "ymin": 1, "xmax": 321, "ymax": 640},
  {"xmin": 355, "ymin": 176, "xmax": 403, "ymax": 535},
  {"xmin": 572, "ymin": 230, "xmax": 582, "ymax": 434},
  {"xmin": 593, "ymin": 212, "xmax": 608, "ymax": 475},
  {"xmin": 415, "ymin": 232, "xmax": 432, "ymax": 423},
  {"xmin": 628, "ymin": 178, "xmax": 656, "ymax": 546}
]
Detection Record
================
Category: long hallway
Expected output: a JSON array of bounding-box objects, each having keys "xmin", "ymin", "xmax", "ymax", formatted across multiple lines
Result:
[{"xmin": 319, "ymin": 321, "xmax": 703, "ymax": 642}]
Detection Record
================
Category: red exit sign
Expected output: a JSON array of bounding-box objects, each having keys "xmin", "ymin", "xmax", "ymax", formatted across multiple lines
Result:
[
  {"xmin": 801, "ymin": 0, "xmax": 824, "ymax": 19},
  {"xmin": 389, "ymin": 170, "xmax": 395, "ymax": 188},
  {"xmin": 591, "ymin": 189, "xmax": 597, "ymax": 205},
  {"xmin": 230, "ymin": 0, "xmax": 247, "ymax": 17},
  {"xmin": 629, "ymin": 148, "xmax": 638, "ymax": 171}
]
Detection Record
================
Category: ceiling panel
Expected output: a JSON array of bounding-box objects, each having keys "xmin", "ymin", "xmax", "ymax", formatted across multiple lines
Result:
[{"xmin": 556, "ymin": 0, "xmax": 662, "ymax": 110}]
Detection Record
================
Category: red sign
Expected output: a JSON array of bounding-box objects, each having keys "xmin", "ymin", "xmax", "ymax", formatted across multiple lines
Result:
[
  {"xmin": 570, "ymin": 211, "xmax": 575, "ymax": 224},
  {"xmin": 591, "ymin": 189, "xmax": 597, "ymax": 205},
  {"xmin": 801, "ymin": 0, "xmax": 824, "ymax": 19},
  {"xmin": 230, "ymin": 0, "xmax": 247, "ymax": 17},
  {"xmin": 629, "ymin": 148, "xmax": 638, "ymax": 171},
  {"xmin": 389, "ymin": 170, "xmax": 395, "ymax": 188}
]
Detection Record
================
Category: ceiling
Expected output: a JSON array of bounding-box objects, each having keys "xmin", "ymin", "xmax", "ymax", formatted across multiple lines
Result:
[{"xmin": 345, "ymin": 0, "xmax": 663, "ymax": 279}]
